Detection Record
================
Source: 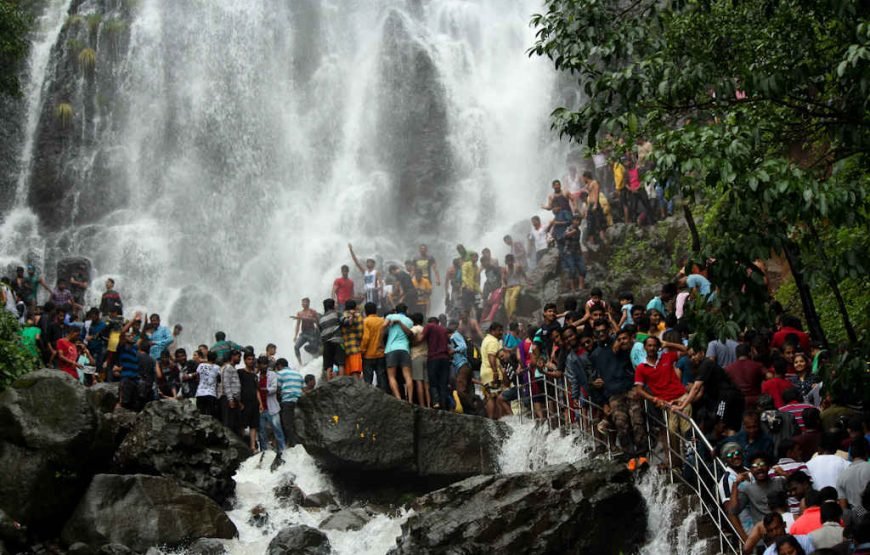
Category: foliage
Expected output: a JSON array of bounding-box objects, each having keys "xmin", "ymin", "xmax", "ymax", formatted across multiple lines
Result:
[
  {"xmin": 0, "ymin": 0, "xmax": 30, "ymax": 97},
  {"xmin": 65, "ymin": 14, "xmax": 83, "ymax": 28},
  {"xmin": 55, "ymin": 102, "xmax": 74, "ymax": 127},
  {"xmin": 78, "ymin": 47, "xmax": 96, "ymax": 72},
  {"xmin": 775, "ymin": 277, "xmax": 870, "ymax": 347},
  {"xmin": 0, "ymin": 310, "xmax": 38, "ymax": 392},
  {"xmin": 86, "ymin": 13, "xmax": 101, "ymax": 34},
  {"xmin": 530, "ymin": 0, "xmax": 870, "ymax": 352}
]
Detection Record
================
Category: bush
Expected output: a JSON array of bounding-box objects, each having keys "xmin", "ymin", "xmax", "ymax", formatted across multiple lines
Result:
[{"xmin": 0, "ymin": 310, "xmax": 38, "ymax": 391}]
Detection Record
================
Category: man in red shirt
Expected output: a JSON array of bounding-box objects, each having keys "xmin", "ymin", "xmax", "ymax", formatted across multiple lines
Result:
[
  {"xmin": 634, "ymin": 336, "xmax": 692, "ymax": 440},
  {"xmin": 56, "ymin": 327, "xmax": 81, "ymax": 380},
  {"xmin": 724, "ymin": 343, "xmax": 766, "ymax": 409},
  {"xmin": 771, "ymin": 315, "xmax": 811, "ymax": 353},
  {"xmin": 332, "ymin": 265, "xmax": 355, "ymax": 307},
  {"xmin": 761, "ymin": 359, "xmax": 793, "ymax": 408}
]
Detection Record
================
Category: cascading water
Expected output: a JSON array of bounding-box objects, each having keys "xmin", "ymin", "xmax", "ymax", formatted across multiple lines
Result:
[
  {"xmin": 1, "ymin": 0, "xmax": 568, "ymax": 347},
  {"xmin": 204, "ymin": 418, "xmax": 705, "ymax": 554}
]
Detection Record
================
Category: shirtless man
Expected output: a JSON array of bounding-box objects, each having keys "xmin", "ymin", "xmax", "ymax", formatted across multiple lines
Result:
[
  {"xmin": 582, "ymin": 171, "xmax": 607, "ymax": 246},
  {"xmin": 292, "ymin": 298, "xmax": 320, "ymax": 366},
  {"xmin": 542, "ymin": 179, "xmax": 575, "ymax": 214},
  {"xmin": 348, "ymin": 243, "xmax": 382, "ymax": 307},
  {"xmin": 414, "ymin": 244, "xmax": 441, "ymax": 287}
]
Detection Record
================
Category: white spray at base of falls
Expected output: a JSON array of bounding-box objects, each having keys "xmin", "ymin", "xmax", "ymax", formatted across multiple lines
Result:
[
  {"xmin": 208, "ymin": 417, "xmax": 705, "ymax": 554},
  {"xmin": 1, "ymin": 0, "xmax": 569, "ymax": 351}
]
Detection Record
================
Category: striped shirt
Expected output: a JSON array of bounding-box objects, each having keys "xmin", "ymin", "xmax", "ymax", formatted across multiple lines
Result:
[
  {"xmin": 276, "ymin": 367, "xmax": 304, "ymax": 404},
  {"xmin": 117, "ymin": 344, "xmax": 140, "ymax": 379},
  {"xmin": 781, "ymin": 401, "xmax": 815, "ymax": 431},
  {"xmin": 318, "ymin": 311, "xmax": 343, "ymax": 345}
]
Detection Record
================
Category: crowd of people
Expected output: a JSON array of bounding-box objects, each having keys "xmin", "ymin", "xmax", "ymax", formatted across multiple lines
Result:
[{"xmin": 2, "ymin": 154, "xmax": 867, "ymax": 555}]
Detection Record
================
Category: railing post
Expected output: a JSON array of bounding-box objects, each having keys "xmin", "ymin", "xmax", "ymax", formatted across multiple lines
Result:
[{"xmin": 663, "ymin": 409, "xmax": 674, "ymax": 484}]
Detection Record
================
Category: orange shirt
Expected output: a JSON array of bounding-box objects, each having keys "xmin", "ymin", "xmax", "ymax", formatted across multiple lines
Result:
[
  {"xmin": 789, "ymin": 507, "xmax": 822, "ymax": 535},
  {"xmin": 360, "ymin": 315, "xmax": 385, "ymax": 360}
]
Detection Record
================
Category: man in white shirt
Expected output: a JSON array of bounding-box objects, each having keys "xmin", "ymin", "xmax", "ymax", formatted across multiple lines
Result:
[
  {"xmin": 807, "ymin": 432, "xmax": 851, "ymax": 490},
  {"xmin": 528, "ymin": 215, "xmax": 551, "ymax": 267},
  {"xmin": 837, "ymin": 437, "xmax": 870, "ymax": 519}
]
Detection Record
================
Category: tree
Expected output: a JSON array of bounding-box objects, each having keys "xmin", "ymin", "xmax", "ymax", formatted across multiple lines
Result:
[
  {"xmin": 529, "ymin": 0, "xmax": 869, "ymax": 350},
  {"xmin": 0, "ymin": 0, "xmax": 29, "ymax": 97}
]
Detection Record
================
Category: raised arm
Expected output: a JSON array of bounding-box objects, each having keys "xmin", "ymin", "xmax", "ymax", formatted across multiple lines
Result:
[{"xmin": 348, "ymin": 243, "xmax": 365, "ymax": 273}]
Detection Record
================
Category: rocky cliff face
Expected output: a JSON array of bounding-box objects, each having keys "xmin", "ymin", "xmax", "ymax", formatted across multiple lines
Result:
[{"xmin": 26, "ymin": 0, "xmax": 134, "ymax": 230}]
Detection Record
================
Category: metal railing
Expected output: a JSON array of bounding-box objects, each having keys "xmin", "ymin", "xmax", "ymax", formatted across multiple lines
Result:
[{"xmin": 506, "ymin": 372, "xmax": 742, "ymax": 555}]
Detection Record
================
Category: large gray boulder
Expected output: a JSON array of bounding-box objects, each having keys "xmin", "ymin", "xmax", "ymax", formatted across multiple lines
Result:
[
  {"xmin": 0, "ymin": 370, "xmax": 116, "ymax": 535},
  {"xmin": 390, "ymin": 459, "xmax": 648, "ymax": 554},
  {"xmin": 114, "ymin": 401, "xmax": 250, "ymax": 503},
  {"xmin": 61, "ymin": 474, "xmax": 236, "ymax": 551},
  {"xmin": 295, "ymin": 378, "xmax": 507, "ymax": 484},
  {"xmin": 267, "ymin": 525, "xmax": 331, "ymax": 555}
]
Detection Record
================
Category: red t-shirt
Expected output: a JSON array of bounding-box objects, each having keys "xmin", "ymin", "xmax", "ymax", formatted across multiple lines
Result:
[
  {"xmin": 635, "ymin": 351, "xmax": 685, "ymax": 402},
  {"xmin": 56, "ymin": 337, "xmax": 78, "ymax": 379},
  {"xmin": 333, "ymin": 277, "xmax": 354, "ymax": 307},
  {"xmin": 771, "ymin": 326, "xmax": 810, "ymax": 353},
  {"xmin": 761, "ymin": 376, "xmax": 792, "ymax": 408}
]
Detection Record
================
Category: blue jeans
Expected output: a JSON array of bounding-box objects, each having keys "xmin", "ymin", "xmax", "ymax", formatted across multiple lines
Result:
[
  {"xmin": 427, "ymin": 358, "xmax": 450, "ymax": 408},
  {"xmin": 258, "ymin": 411, "xmax": 286, "ymax": 452}
]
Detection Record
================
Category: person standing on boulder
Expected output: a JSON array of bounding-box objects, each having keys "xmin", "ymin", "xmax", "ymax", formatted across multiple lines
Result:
[
  {"xmin": 360, "ymin": 301, "xmax": 387, "ymax": 390},
  {"xmin": 340, "ymin": 300, "xmax": 364, "ymax": 379},
  {"xmin": 318, "ymin": 299, "xmax": 344, "ymax": 381},
  {"xmin": 257, "ymin": 355, "xmax": 286, "ymax": 454},
  {"xmin": 195, "ymin": 351, "xmax": 221, "ymax": 419},
  {"xmin": 292, "ymin": 297, "xmax": 320, "ymax": 366},
  {"xmin": 56, "ymin": 326, "xmax": 82, "ymax": 380},
  {"xmin": 276, "ymin": 358, "xmax": 303, "ymax": 447},
  {"xmin": 238, "ymin": 352, "xmax": 260, "ymax": 451},
  {"xmin": 220, "ymin": 349, "xmax": 243, "ymax": 436},
  {"xmin": 383, "ymin": 303, "xmax": 414, "ymax": 402},
  {"xmin": 99, "ymin": 278, "xmax": 122, "ymax": 315}
]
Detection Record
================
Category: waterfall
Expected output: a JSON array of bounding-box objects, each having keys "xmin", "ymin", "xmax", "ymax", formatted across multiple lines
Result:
[
  {"xmin": 0, "ymin": 0, "xmax": 568, "ymax": 348},
  {"xmin": 198, "ymin": 417, "xmax": 703, "ymax": 554}
]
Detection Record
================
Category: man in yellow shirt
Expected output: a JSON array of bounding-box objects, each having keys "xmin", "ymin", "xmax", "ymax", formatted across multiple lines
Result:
[
  {"xmin": 411, "ymin": 267, "xmax": 432, "ymax": 317},
  {"xmin": 460, "ymin": 252, "xmax": 480, "ymax": 317},
  {"xmin": 480, "ymin": 322, "xmax": 510, "ymax": 419},
  {"xmin": 359, "ymin": 302, "xmax": 386, "ymax": 391}
]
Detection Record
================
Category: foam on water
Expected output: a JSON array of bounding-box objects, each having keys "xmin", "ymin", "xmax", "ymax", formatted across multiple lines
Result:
[{"xmin": 207, "ymin": 418, "xmax": 704, "ymax": 554}]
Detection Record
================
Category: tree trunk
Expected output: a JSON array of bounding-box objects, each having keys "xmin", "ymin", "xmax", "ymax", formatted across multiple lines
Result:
[
  {"xmin": 807, "ymin": 223, "xmax": 858, "ymax": 345},
  {"xmin": 682, "ymin": 204, "xmax": 701, "ymax": 253},
  {"xmin": 781, "ymin": 241, "xmax": 828, "ymax": 348}
]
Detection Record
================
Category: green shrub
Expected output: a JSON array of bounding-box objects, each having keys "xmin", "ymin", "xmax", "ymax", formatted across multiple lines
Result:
[{"xmin": 0, "ymin": 310, "xmax": 38, "ymax": 392}]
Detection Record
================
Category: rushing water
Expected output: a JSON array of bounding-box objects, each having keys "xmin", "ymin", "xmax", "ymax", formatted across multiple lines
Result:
[
  {"xmin": 1, "ymin": 0, "xmax": 569, "ymax": 347},
  {"xmin": 206, "ymin": 417, "xmax": 702, "ymax": 554}
]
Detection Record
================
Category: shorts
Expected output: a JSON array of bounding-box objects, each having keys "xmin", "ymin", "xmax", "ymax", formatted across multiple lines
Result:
[
  {"xmin": 322, "ymin": 341, "xmax": 345, "ymax": 371},
  {"xmin": 411, "ymin": 357, "xmax": 428, "ymax": 382},
  {"xmin": 385, "ymin": 350, "xmax": 411, "ymax": 369},
  {"xmin": 241, "ymin": 401, "xmax": 259, "ymax": 429},
  {"xmin": 344, "ymin": 352, "xmax": 362, "ymax": 374},
  {"xmin": 501, "ymin": 386, "xmax": 519, "ymax": 402}
]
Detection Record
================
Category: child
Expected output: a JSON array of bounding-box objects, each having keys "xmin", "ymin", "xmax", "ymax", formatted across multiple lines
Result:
[
  {"xmin": 302, "ymin": 374, "xmax": 316, "ymax": 394},
  {"xmin": 618, "ymin": 292, "xmax": 635, "ymax": 329},
  {"xmin": 584, "ymin": 287, "xmax": 609, "ymax": 315}
]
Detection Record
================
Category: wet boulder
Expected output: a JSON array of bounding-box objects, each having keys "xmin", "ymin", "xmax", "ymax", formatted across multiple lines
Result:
[
  {"xmin": 61, "ymin": 474, "xmax": 236, "ymax": 552},
  {"xmin": 295, "ymin": 378, "xmax": 507, "ymax": 485},
  {"xmin": 267, "ymin": 525, "xmax": 331, "ymax": 555},
  {"xmin": 114, "ymin": 400, "xmax": 250, "ymax": 503},
  {"xmin": 318, "ymin": 507, "xmax": 370, "ymax": 531},
  {"xmin": 0, "ymin": 370, "xmax": 116, "ymax": 535},
  {"xmin": 390, "ymin": 458, "xmax": 647, "ymax": 554}
]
